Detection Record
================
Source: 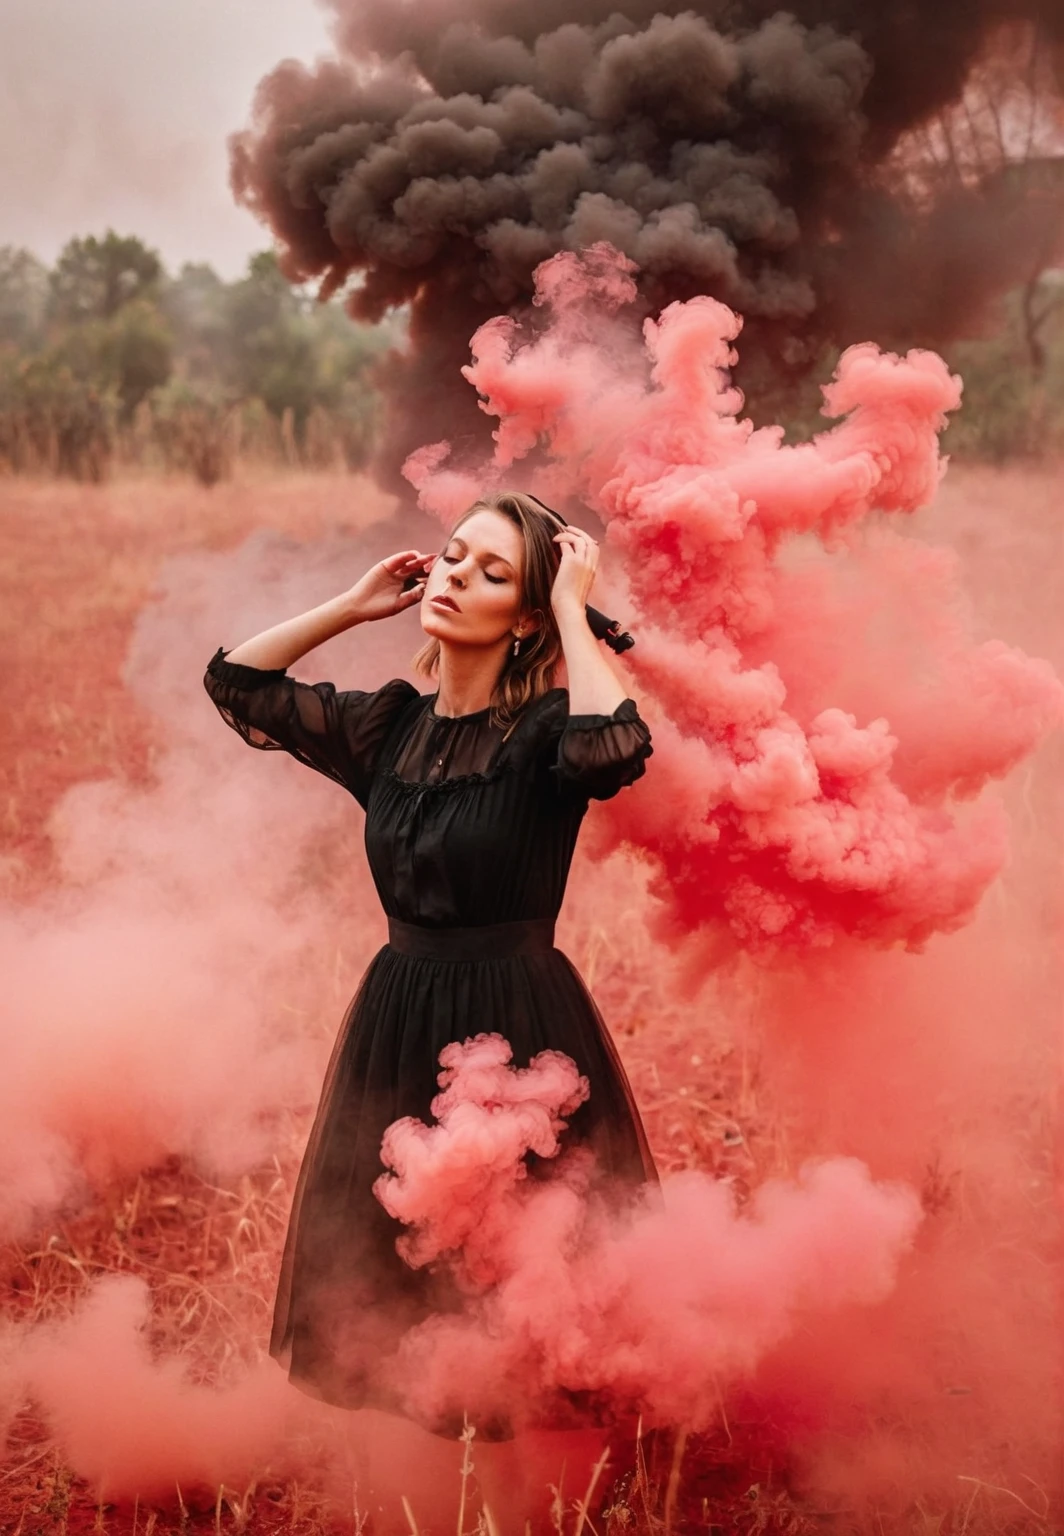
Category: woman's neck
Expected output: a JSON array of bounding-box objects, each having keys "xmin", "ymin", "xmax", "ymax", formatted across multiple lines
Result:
[{"xmin": 432, "ymin": 641, "xmax": 508, "ymax": 718}]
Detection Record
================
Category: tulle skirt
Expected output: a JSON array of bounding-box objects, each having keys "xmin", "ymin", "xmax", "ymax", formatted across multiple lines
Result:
[{"xmin": 268, "ymin": 917, "xmax": 658, "ymax": 1427}]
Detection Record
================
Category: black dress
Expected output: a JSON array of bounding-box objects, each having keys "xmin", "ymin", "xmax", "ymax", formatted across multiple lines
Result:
[{"xmin": 203, "ymin": 647, "xmax": 659, "ymax": 1425}]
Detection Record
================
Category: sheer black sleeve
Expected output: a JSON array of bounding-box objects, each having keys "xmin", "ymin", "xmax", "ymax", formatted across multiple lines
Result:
[
  {"xmin": 540, "ymin": 694, "xmax": 654, "ymax": 802},
  {"xmin": 203, "ymin": 647, "xmax": 419, "ymax": 809}
]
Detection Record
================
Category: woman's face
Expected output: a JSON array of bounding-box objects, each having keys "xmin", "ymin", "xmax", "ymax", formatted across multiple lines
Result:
[{"xmin": 420, "ymin": 509, "xmax": 534, "ymax": 649}]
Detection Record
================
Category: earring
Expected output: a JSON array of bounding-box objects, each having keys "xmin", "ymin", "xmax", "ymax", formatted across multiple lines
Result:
[{"xmin": 512, "ymin": 634, "xmax": 521, "ymax": 656}]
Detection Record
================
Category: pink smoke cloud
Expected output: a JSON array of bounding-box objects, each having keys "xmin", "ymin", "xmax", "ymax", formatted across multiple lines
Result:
[
  {"xmin": 11, "ymin": 1275, "xmax": 291, "ymax": 1504},
  {"xmin": 376, "ymin": 1034, "xmax": 590, "ymax": 1278},
  {"xmin": 404, "ymin": 242, "xmax": 1064, "ymax": 954},
  {"xmin": 0, "ymin": 523, "xmax": 422, "ymax": 1245},
  {"xmin": 373, "ymin": 1035, "xmax": 922, "ymax": 1433}
]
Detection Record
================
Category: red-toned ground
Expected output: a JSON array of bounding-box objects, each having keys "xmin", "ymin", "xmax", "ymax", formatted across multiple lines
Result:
[
  {"xmin": 0, "ymin": 465, "xmax": 1060, "ymax": 1536},
  {"xmin": 0, "ymin": 474, "xmax": 399, "ymax": 897}
]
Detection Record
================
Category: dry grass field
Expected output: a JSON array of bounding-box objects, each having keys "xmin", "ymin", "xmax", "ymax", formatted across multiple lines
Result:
[{"xmin": 0, "ymin": 464, "xmax": 1060, "ymax": 1536}]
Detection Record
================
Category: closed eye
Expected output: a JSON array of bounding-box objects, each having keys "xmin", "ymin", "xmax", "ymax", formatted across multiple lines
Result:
[{"xmin": 441, "ymin": 555, "xmax": 508, "ymax": 584}]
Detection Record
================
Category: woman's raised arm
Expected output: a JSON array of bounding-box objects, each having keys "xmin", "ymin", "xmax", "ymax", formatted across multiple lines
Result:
[
  {"xmin": 204, "ymin": 549, "xmax": 439, "ymax": 805},
  {"xmin": 225, "ymin": 550, "xmax": 436, "ymax": 669}
]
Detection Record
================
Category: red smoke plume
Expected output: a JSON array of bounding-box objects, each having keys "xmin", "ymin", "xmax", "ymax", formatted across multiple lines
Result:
[
  {"xmin": 372, "ymin": 1033, "xmax": 922, "ymax": 1435},
  {"xmin": 405, "ymin": 243, "xmax": 1064, "ymax": 953}
]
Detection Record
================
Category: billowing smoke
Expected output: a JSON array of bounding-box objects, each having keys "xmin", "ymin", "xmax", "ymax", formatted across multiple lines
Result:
[
  {"xmin": 230, "ymin": 0, "xmax": 1064, "ymax": 477},
  {"xmin": 405, "ymin": 243, "xmax": 1064, "ymax": 952},
  {"xmin": 372, "ymin": 1033, "xmax": 921, "ymax": 1434}
]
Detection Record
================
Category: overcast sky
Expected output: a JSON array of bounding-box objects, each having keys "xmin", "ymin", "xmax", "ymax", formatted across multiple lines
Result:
[{"xmin": 0, "ymin": 0, "xmax": 334, "ymax": 278}]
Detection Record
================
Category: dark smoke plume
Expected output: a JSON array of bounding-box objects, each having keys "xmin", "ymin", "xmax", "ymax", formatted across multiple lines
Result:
[{"xmin": 230, "ymin": 0, "xmax": 1064, "ymax": 480}]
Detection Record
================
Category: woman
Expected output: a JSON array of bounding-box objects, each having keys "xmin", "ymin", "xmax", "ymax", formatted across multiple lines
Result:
[{"xmin": 203, "ymin": 491, "xmax": 658, "ymax": 1434}]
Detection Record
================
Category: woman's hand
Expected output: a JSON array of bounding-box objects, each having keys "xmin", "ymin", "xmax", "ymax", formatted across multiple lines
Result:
[
  {"xmin": 550, "ymin": 524, "xmax": 599, "ymax": 616},
  {"xmin": 346, "ymin": 550, "xmax": 438, "ymax": 623}
]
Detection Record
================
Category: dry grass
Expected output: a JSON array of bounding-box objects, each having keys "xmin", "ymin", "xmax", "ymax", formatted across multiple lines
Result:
[
  {"xmin": 0, "ymin": 471, "xmax": 398, "ymax": 896},
  {"xmin": 0, "ymin": 466, "xmax": 1059, "ymax": 1535}
]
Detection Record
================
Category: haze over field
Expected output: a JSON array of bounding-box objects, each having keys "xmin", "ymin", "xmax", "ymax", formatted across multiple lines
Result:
[{"xmin": 0, "ymin": 0, "xmax": 331, "ymax": 277}]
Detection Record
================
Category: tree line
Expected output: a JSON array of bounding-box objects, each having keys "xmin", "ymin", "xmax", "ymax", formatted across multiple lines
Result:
[
  {"xmin": 0, "ymin": 230, "xmax": 1060, "ymax": 485},
  {"xmin": 0, "ymin": 233, "xmax": 398, "ymax": 484}
]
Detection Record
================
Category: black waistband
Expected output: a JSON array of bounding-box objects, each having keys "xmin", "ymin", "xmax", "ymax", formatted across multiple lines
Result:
[{"xmin": 386, "ymin": 917, "xmax": 557, "ymax": 960}]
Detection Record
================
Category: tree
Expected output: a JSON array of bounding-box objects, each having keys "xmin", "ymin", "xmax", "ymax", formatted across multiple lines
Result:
[
  {"xmin": 99, "ymin": 299, "xmax": 174, "ymax": 417},
  {"xmin": 222, "ymin": 251, "xmax": 324, "ymax": 431},
  {"xmin": 0, "ymin": 248, "xmax": 49, "ymax": 349},
  {"xmin": 48, "ymin": 298, "xmax": 172, "ymax": 420},
  {"xmin": 888, "ymin": 22, "xmax": 1064, "ymax": 373},
  {"xmin": 49, "ymin": 232, "xmax": 164, "ymax": 326},
  {"xmin": 162, "ymin": 262, "xmax": 230, "ymax": 384}
]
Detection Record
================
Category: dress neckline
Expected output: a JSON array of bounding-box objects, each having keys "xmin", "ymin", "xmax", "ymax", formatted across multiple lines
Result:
[
  {"xmin": 427, "ymin": 695, "xmax": 493, "ymax": 723},
  {"xmin": 423, "ymin": 685, "xmax": 568, "ymax": 725}
]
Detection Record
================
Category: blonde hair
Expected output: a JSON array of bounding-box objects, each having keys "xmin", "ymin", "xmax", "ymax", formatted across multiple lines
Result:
[{"xmin": 411, "ymin": 490, "xmax": 567, "ymax": 737}]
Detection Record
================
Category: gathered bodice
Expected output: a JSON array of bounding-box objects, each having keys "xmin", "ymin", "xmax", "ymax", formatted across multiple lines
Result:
[{"xmin": 203, "ymin": 648, "xmax": 654, "ymax": 927}]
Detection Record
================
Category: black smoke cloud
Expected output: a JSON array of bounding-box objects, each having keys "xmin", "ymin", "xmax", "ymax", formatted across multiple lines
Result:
[{"xmin": 230, "ymin": 0, "xmax": 1064, "ymax": 481}]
